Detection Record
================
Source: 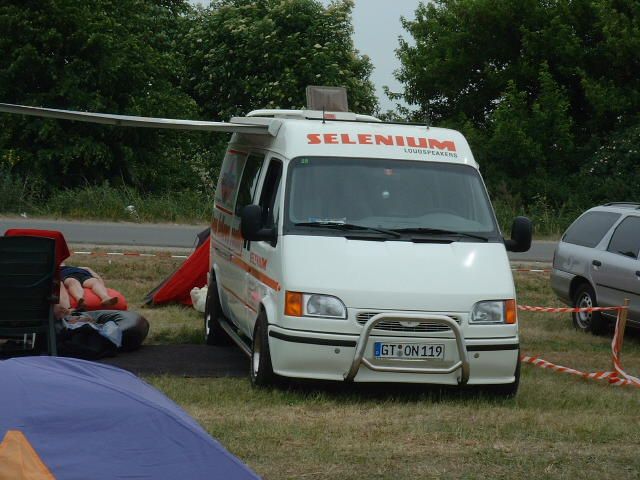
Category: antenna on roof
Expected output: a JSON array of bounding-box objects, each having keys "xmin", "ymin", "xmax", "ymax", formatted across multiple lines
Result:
[{"xmin": 322, "ymin": 106, "xmax": 326, "ymax": 124}]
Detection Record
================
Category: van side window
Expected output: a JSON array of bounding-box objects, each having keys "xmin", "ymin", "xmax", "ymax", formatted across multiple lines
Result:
[
  {"xmin": 607, "ymin": 216, "xmax": 640, "ymax": 259},
  {"xmin": 271, "ymin": 181, "xmax": 282, "ymax": 226},
  {"xmin": 235, "ymin": 153, "xmax": 265, "ymax": 215},
  {"xmin": 259, "ymin": 159, "xmax": 283, "ymax": 228}
]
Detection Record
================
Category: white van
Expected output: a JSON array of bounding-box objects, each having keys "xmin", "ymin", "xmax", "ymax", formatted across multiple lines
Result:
[
  {"xmin": 205, "ymin": 92, "xmax": 532, "ymax": 395},
  {"xmin": 0, "ymin": 94, "xmax": 531, "ymax": 394}
]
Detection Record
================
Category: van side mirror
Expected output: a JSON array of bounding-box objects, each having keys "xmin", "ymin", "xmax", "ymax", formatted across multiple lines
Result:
[
  {"xmin": 505, "ymin": 216, "xmax": 532, "ymax": 252},
  {"xmin": 240, "ymin": 205, "xmax": 277, "ymax": 243}
]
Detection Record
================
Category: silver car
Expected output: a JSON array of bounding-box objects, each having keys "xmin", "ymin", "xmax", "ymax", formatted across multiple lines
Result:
[{"xmin": 551, "ymin": 203, "xmax": 640, "ymax": 334}]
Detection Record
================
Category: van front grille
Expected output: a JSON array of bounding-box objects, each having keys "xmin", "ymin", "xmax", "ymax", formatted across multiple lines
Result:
[{"xmin": 356, "ymin": 312, "xmax": 460, "ymax": 333}]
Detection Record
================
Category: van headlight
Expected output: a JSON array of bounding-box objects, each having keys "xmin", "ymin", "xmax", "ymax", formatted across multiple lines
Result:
[
  {"xmin": 470, "ymin": 300, "xmax": 517, "ymax": 324},
  {"xmin": 285, "ymin": 291, "xmax": 347, "ymax": 319}
]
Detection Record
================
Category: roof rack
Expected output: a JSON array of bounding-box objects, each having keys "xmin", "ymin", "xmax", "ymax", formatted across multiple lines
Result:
[
  {"xmin": 602, "ymin": 202, "xmax": 640, "ymax": 209},
  {"xmin": 242, "ymin": 109, "xmax": 438, "ymax": 128},
  {"xmin": 246, "ymin": 109, "xmax": 381, "ymax": 123}
]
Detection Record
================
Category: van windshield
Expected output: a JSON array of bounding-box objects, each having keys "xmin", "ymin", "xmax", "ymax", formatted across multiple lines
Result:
[{"xmin": 284, "ymin": 157, "xmax": 499, "ymax": 240}]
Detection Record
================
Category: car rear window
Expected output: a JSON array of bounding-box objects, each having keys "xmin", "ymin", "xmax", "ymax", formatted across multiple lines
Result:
[{"xmin": 562, "ymin": 211, "xmax": 621, "ymax": 247}]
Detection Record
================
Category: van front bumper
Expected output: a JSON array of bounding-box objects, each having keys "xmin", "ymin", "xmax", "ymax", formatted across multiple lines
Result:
[{"xmin": 268, "ymin": 318, "xmax": 519, "ymax": 385}]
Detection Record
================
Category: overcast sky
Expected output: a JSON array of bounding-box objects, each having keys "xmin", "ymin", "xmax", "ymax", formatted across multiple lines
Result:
[
  {"xmin": 318, "ymin": 0, "xmax": 422, "ymax": 111},
  {"xmin": 191, "ymin": 1, "xmax": 425, "ymax": 111}
]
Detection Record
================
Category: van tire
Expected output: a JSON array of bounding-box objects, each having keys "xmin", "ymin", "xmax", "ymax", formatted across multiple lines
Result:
[
  {"xmin": 486, "ymin": 355, "xmax": 520, "ymax": 398},
  {"xmin": 204, "ymin": 276, "xmax": 231, "ymax": 346},
  {"xmin": 572, "ymin": 283, "xmax": 607, "ymax": 335},
  {"xmin": 250, "ymin": 311, "xmax": 276, "ymax": 387}
]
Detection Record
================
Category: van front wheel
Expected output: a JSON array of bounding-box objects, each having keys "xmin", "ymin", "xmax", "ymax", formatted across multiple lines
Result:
[
  {"xmin": 204, "ymin": 277, "xmax": 231, "ymax": 346},
  {"xmin": 250, "ymin": 311, "xmax": 276, "ymax": 387}
]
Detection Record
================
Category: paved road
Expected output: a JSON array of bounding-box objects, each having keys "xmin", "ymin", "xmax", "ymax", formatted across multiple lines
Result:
[
  {"xmin": 0, "ymin": 217, "xmax": 557, "ymax": 261},
  {"xmin": 0, "ymin": 217, "xmax": 207, "ymax": 249},
  {"xmin": 508, "ymin": 241, "xmax": 557, "ymax": 263}
]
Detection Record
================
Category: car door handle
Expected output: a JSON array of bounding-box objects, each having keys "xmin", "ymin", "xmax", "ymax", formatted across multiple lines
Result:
[{"xmin": 592, "ymin": 260, "xmax": 602, "ymax": 267}]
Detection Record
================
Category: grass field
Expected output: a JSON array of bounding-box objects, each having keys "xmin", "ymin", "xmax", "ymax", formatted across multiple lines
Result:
[{"xmin": 81, "ymin": 252, "xmax": 640, "ymax": 479}]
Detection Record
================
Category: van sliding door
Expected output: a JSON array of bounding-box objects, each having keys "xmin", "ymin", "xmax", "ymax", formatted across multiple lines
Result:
[
  {"xmin": 216, "ymin": 152, "xmax": 265, "ymax": 329},
  {"xmin": 243, "ymin": 157, "xmax": 283, "ymax": 336}
]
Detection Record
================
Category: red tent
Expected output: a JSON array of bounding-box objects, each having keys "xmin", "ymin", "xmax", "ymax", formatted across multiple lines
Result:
[{"xmin": 144, "ymin": 229, "xmax": 209, "ymax": 306}]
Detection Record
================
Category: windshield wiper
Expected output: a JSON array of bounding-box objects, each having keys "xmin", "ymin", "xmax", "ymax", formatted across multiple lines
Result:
[
  {"xmin": 294, "ymin": 221, "xmax": 402, "ymax": 238},
  {"xmin": 391, "ymin": 227, "xmax": 489, "ymax": 242}
]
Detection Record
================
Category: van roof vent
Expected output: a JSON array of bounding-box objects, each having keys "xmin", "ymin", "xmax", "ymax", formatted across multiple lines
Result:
[{"xmin": 306, "ymin": 85, "xmax": 349, "ymax": 112}]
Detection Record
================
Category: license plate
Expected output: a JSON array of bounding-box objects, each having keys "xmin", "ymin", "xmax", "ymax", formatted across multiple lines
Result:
[{"xmin": 374, "ymin": 342, "xmax": 445, "ymax": 360}]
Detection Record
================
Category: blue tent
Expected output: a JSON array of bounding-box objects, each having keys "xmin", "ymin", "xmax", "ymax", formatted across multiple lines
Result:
[{"xmin": 0, "ymin": 357, "xmax": 259, "ymax": 480}]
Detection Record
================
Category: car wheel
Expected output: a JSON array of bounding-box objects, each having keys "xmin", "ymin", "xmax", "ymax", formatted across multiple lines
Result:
[
  {"xmin": 250, "ymin": 310, "xmax": 276, "ymax": 387},
  {"xmin": 572, "ymin": 283, "xmax": 607, "ymax": 335},
  {"xmin": 204, "ymin": 276, "xmax": 231, "ymax": 345}
]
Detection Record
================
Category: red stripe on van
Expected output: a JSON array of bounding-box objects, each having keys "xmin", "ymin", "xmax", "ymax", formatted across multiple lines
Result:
[
  {"xmin": 230, "ymin": 255, "xmax": 281, "ymax": 291},
  {"xmin": 212, "ymin": 237, "xmax": 281, "ymax": 291},
  {"xmin": 215, "ymin": 204, "xmax": 234, "ymax": 215},
  {"xmin": 222, "ymin": 285, "xmax": 258, "ymax": 313}
]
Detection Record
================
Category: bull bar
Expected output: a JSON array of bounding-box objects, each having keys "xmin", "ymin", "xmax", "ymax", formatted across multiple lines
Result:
[{"xmin": 343, "ymin": 313, "xmax": 471, "ymax": 384}]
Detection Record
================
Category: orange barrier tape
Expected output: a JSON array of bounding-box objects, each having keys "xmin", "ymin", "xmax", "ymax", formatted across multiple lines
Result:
[
  {"xmin": 518, "ymin": 305, "xmax": 626, "ymax": 313},
  {"xmin": 610, "ymin": 317, "xmax": 640, "ymax": 386},
  {"xmin": 521, "ymin": 305, "xmax": 640, "ymax": 388},
  {"xmin": 520, "ymin": 356, "xmax": 639, "ymax": 387},
  {"xmin": 71, "ymin": 250, "xmax": 188, "ymax": 259}
]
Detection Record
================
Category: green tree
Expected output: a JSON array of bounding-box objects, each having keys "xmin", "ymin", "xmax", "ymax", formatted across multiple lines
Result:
[
  {"xmin": 580, "ymin": 121, "xmax": 640, "ymax": 204},
  {"xmin": 484, "ymin": 64, "xmax": 574, "ymax": 198},
  {"xmin": 395, "ymin": 0, "xmax": 640, "ymax": 205},
  {"xmin": 0, "ymin": 0, "xmax": 200, "ymax": 191},
  {"xmin": 183, "ymin": 0, "xmax": 377, "ymax": 120}
]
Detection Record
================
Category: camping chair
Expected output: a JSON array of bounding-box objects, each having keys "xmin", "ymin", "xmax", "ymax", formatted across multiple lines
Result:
[{"xmin": 0, "ymin": 236, "xmax": 58, "ymax": 356}]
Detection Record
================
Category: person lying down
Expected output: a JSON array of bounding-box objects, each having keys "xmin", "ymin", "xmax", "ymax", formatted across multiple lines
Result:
[{"xmin": 59, "ymin": 264, "xmax": 118, "ymax": 308}]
